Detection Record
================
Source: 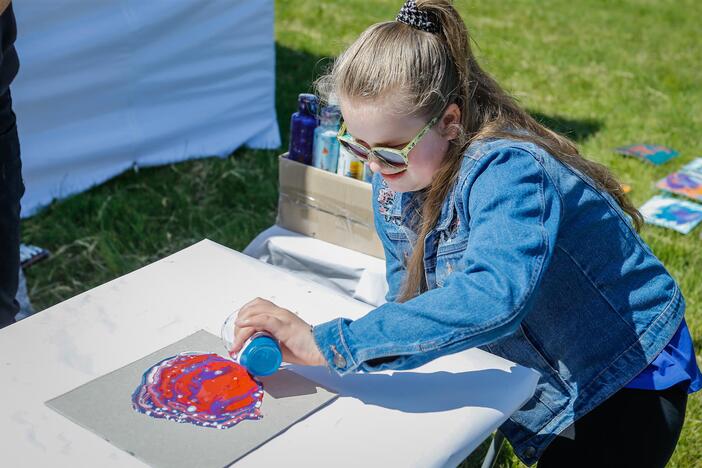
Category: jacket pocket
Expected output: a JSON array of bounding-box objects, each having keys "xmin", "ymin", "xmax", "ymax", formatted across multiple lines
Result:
[
  {"xmin": 485, "ymin": 325, "xmax": 570, "ymax": 434},
  {"xmin": 435, "ymin": 243, "xmax": 467, "ymax": 287}
]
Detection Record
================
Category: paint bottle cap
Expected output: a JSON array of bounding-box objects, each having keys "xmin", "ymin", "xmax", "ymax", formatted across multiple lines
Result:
[
  {"xmin": 237, "ymin": 332, "xmax": 282, "ymax": 377},
  {"xmin": 319, "ymin": 105, "xmax": 341, "ymax": 126}
]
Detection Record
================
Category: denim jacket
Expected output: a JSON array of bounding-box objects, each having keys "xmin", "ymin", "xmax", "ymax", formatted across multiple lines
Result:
[{"xmin": 312, "ymin": 137, "xmax": 684, "ymax": 465}]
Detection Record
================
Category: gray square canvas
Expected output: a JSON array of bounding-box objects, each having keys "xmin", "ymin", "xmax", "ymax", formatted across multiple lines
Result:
[{"xmin": 47, "ymin": 330, "xmax": 338, "ymax": 468}]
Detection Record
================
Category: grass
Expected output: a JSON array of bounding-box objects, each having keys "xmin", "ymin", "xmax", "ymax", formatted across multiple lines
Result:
[{"xmin": 21, "ymin": 0, "xmax": 701, "ymax": 465}]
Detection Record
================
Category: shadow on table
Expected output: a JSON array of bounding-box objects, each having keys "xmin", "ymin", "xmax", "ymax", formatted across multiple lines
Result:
[
  {"xmin": 286, "ymin": 363, "xmax": 536, "ymax": 413},
  {"xmin": 259, "ymin": 368, "xmax": 325, "ymax": 399}
]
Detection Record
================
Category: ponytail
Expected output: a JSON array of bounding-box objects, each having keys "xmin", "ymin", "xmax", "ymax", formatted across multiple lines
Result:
[
  {"xmin": 318, "ymin": 0, "xmax": 643, "ymax": 303},
  {"xmin": 398, "ymin": 0, "xmax": 474, "ymax": 302}
]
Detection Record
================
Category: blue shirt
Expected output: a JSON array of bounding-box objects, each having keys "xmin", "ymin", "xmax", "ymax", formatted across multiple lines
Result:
[{"xmin": 626, "ymin": 318, "xmax": 702, "ymax": 392}]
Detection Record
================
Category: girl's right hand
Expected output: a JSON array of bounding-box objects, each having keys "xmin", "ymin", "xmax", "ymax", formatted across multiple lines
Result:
[{"xmin": 231, "ymin": 298, "xmax": 328, "ymax": 367}]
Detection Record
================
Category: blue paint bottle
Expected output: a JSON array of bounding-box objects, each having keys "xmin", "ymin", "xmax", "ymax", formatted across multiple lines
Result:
[
  {"xmin": 288, "ymin": 93, "xmax": 319, "ymax": 165},
  {"xmin": 236, "ymin": 332, "xmax": 282, "ymax": 377},
  {"xmin": 221, "ymin": 312, "xmax": 283, "ymax": 377},
  {"xmin": 312, "ymin": 104, "xmax": 341, "ymax": 172}
]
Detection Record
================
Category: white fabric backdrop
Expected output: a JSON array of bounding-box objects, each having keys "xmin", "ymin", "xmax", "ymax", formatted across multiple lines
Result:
[{"xmin": 12, "ymin": 0, "xmax": 281, "ymax": 217}]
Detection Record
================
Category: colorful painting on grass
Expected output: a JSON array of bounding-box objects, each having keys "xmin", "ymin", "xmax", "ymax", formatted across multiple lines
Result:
[
  {"xmin": 639, "ymin": 195, "xmax": 702, "ymax": 234},
  {"xmin": 681, "ymin": 157, "xmax": 702, "ymax": 177},
  {"xmin": 132, "ymin": 352, "xmax": 264, "ymax": 429},
  {"xmin": 615, "ymin": 144, "xmax": 678, "ymax": 165},
  {"xmin": 656, "ymin": 171, "xmax": 702, "ymax": 202}
]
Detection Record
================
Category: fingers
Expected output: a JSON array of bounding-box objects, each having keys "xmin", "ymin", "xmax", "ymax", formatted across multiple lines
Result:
[
  {"xmin": 241, "ymin": 296, "xmax": 266, "ymax": 311},
  {"xmin": 231, "ymin": 313, "xmax": 283, "ymax": 354},
  {"xmin": 237, "ymin": 297, "xmax": 273, "ymax": 322},
  {"xmin": 230, "ymin": 297, "xmax": 304, "ymax": 357},
  {"xmin": 229, "ymin": 326, "xmax": 259, "ymax": 356},
  {"xmin": 237, "ymin": 313, "xmax": 283, "ymax": 334}
]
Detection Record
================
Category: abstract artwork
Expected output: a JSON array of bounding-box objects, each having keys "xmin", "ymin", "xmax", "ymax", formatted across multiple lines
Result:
[
  {"xmin": 656, "ymin": 171, "xmax": 702, "ymax": 202},
  {"xmin": 639, "ymin": 195, "xmax": 702, "ymax": 234},
  {"xmin": 615, "ymin": 144, "xmax": 679, "ymax": 165},
  {"xmin": 681, "ymin": 157, "xmax": 702, "ymax": 176},
  {"xmin": 132, "ymin": 353, "xmax": 264, "ymax": 429},
  {"xmin": 46, "ymin": 330, "xmax": 338, "ymax": 468}
]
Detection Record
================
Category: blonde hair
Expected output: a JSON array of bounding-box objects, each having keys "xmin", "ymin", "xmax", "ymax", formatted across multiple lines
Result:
[{"xmin": 316, "ymin": 0, "xmax": 642, "ymax": 302}]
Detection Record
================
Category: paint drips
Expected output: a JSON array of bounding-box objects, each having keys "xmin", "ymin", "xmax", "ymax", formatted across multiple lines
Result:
[{"xmin": 132, "ymin": 352, "xmax": 264, "ymax": 429}]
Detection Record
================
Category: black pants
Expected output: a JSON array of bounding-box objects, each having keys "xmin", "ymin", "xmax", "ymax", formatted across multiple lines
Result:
[
  {"xmin": 537, "ymin": 383, "xmax": 688, "ymax": 467},
  {"xmin": 0, "ymin": 89, "xmax": 22, "ymax": 329}
]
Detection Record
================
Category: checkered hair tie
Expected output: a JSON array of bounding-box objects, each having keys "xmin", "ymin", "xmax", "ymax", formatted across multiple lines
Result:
[{"xmin": 395, "ymin": 0, "xmax": 440, "ymax": 33}]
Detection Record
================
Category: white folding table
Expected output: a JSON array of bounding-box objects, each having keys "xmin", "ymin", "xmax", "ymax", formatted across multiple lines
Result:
[{"xmin": 1, "ymin": 239, "xmax": 538, "ymax": 467}]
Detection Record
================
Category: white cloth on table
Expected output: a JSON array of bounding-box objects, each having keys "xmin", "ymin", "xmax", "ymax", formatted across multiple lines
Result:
[{"xmin": 244, "ymin": 225, "xmax": 389, "ymax": 307}]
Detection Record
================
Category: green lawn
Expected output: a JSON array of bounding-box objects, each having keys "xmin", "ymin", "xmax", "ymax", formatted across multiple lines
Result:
[{"xmin": 22, "ymin": 0, "xmax": 701, "ymax": 465}]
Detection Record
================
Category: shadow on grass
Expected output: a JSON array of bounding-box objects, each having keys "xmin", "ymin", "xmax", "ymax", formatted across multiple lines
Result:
[
  {"xmin": 276, "ymin": 42, "xmax": 604, "ymax": 147},
  {"xmin": 529, "ymin": 111, "xmax": 603, "ymax": 143},
  {"xmin": 457, "ymin": 433, "xmax": 519, "ymax": 468},
  {"xmin": 275, "ymin": 42, "xmax": 332, "ymax": 149}
]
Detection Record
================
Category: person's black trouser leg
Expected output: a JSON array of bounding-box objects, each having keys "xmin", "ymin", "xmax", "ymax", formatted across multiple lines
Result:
[
  {"xmin": 537, "ymin": 382, "xmax": 688, "ymax": 467},
  {"xmin": 0, "ymin": 89, "xmax": 22, "ymax": 329}
]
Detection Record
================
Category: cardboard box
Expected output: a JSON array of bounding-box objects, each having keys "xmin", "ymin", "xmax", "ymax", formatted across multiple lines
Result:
[{"xmin": 276, "ymin": 154, "xmax": 385, "ymax": 259}]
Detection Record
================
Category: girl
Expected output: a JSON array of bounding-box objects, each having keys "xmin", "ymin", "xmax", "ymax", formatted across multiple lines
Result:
[{"xmin": 231, "ymin": 1, "xmax": 701, "ymax": 465}]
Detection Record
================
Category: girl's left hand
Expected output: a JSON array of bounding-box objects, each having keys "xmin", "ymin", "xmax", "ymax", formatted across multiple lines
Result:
[{"xmin": 231, "ymin": 297, "xmax": 327, "ymax": 367}]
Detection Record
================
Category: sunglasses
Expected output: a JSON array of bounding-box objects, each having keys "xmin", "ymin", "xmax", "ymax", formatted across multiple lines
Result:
[{"xmin": 336, "ymin": 116, "xmax": 439, "ymax": 174}]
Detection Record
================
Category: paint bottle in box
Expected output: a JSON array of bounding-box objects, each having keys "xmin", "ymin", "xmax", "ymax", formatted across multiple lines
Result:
[
  {"xmin": 312, "ymin": 104, "xmax": 341, "ymax": 173},
  {"xmin": 288, "ymin": 93, "xmax": 319, "ymax": 165},
  {"xmin": 221, "ymin": 311, "xmax": 283, "ymax": 377},
  {"xmin": 346, "ymin": 155, "xmax": 365, "ymax": 180},
  {"xmin": 337, "ymin": 145, "xmax": 365, "ymax": 180},
  {"xmin": 336, "ymin": 144, "xmax": 350, "ymax": 176}
]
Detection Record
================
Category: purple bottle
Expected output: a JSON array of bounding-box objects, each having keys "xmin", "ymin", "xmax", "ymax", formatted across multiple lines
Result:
[{"xmin": 288, "ymin": 93, "xmax": 319, "ymax": 165}]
